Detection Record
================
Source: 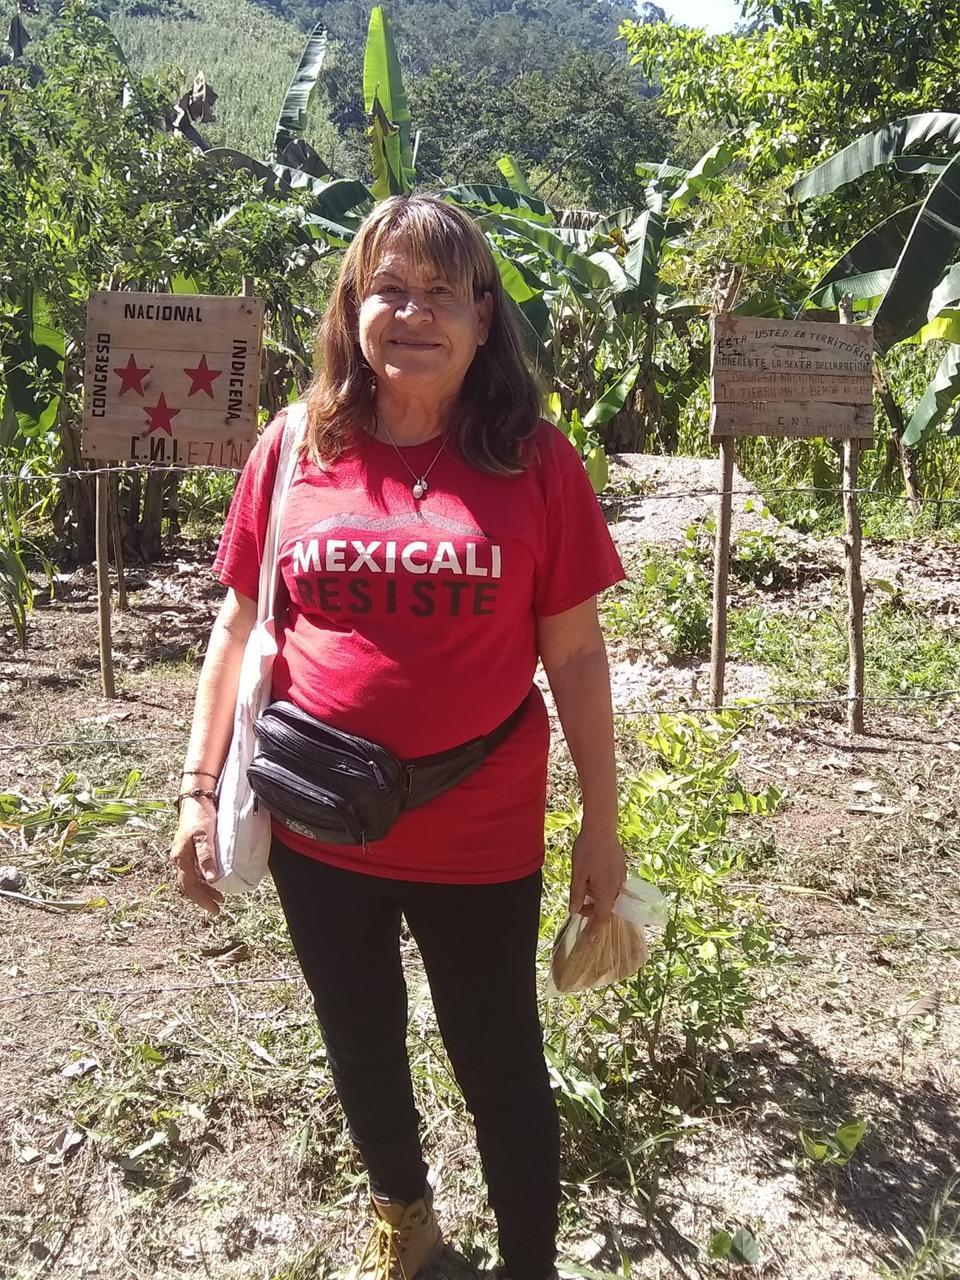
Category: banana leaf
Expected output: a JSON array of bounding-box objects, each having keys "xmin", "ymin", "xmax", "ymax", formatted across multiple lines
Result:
[
  {"xmin": 809, "ymin": 206, "xmax": 919, "ymax": 293},
  {"xmin": 588, "ymin": 207, "xmax": 639, "ymax": 242},
  {"xmin": 805, "ymin": 269, "xmax": 894, "ymax": 310},
  {"xmin": 589, "ymin": 250, "xmax": 631, "ymax": 293},
  {"xmin": 440, "ymin": 184, "xmax": 552, "ymax": 224},
  {"xmin": 274, "ymin": 24, "xmax": 327, "ymax": 160},
  {"xmin": 907, "ymin": 309, "xmax": 960, "ymax": 345},
  {"xmin": 584, "ymin": 446, "xmax": 608, "ymax": 494},
  {"xmin": 290, "ymin": 176, "xmax": 373, "ymax": 222},
  {"xmin": 171, "ymin": 110, "xmax": 210, "ymax": 151},
  {"xmin": 0, "ymin": 290, "xmax": 64, "ymax": 446},
  {"xmin": 478, "ymin": 214, "xmax": 609, "ymax": 291},
  {"xmin": 873, "ymin": 152, "xmax": 960, "ymax": 351},
  {"xmin": 622, "ymin": 209, "xmax": 667, "ymax": 303},
  {"xmin": 295, "ymin": 213, "xmax": 359, "ymax": 248},
  {"xmin": 488, "ymin": 254, "xmax": 552, "ymax": 374},
  {"xmin": 497, "ymin": 154, "xmax": 534, "ymax": 197},
  {"xmin": 555, "ymin": 207, "xmax": 605, "ymax": 229},
  {"xmin": 925, "ymin": 263, "xmax": 960, "ymax": 320},
  {"xmin": 204, "ymin": 147, "xmax": 283, "ymax": 188},
  {"xmin": 490, "ymin": 249, "xmax": 544, "ymax": 306},
  {"xmin": 791, "ymin": 113, "xmax": 960, "ymax": 202},
  {"xmin": 584, "ymin": 363, "xmax": 640, "ymax": 431},
  {"xmin": 636, "ymin": 159, "xmax": 687, "ymax": 180},
  {"xmin": 902, "ymin": 344, "xmax": 960, "ymax": 446},
  {"xmin": 277, "ymin": 138, "xmax": 334, "ymax": 180},
  {"xmin": 8, "ymin": 11, "xmax": 30, "ymax": 57},
  {"xmin": 669, "ymin": 140, "xmax": 735, "ymax": 213},
  {"xmin": 894, "ymin": 155, "xmax": 951, "ymax": 176},
  {"xmin": 363, "ymin": 7, "xmax": 413, "ymax": 198}
]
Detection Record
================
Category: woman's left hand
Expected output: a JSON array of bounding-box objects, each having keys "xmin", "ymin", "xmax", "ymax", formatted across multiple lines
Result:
[{"xmin": 569, "ymin": 827, "xmax": 627, "ymax": 942}]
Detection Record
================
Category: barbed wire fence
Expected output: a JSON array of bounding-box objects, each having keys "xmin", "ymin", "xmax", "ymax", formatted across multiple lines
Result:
[
  {"xmin": 1, "ymin": 687, "xmax": 959, "ymax": 757},
  {"xmin": 5, "ymin": 462, "xmax": 960, "ymax": 505},
  {"xmin": 2, "ymin": 462, "xmax": 959, "ymax": 756}
]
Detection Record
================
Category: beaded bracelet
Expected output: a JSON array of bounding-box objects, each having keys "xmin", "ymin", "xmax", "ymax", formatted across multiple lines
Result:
[{"xmin": 175, "ymin": 787, "xmax": 219, "ymax": 812}]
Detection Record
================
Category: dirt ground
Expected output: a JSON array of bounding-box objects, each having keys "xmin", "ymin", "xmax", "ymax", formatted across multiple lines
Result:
[{"xmin": 1, "ymin": 465, "xmax": 958, "ymax": 1280}]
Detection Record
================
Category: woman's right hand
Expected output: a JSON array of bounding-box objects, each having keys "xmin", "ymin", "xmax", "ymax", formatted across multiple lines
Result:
[{"xmin": 170, "ymin": 796, "xmax": 223, "ymax": 915}]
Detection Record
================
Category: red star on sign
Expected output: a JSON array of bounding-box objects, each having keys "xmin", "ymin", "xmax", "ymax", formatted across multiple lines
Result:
[
  {"xmin": 142, "ymin": 393, "xmax": 181, "ymax": 437},
  {"xmin": 113, "ymin": 353, "xmax": 151, "ymax": 396},
  {"xmin": 183, "ymin": 353, "xmax": 222, "ymax": 398}
]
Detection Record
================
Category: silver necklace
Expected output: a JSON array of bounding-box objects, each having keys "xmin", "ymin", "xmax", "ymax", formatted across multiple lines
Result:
[{"xmin": 374, "ymin": 413, "xmax": 450, "ymax": 499}]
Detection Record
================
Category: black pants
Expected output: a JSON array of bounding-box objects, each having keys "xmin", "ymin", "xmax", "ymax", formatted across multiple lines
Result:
[{"xmin": 270, "ymin": 839, "xmax": 560, "ymax": 1280}]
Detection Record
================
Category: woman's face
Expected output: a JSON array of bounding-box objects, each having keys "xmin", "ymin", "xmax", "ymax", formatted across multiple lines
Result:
[{"xmin": 357, "ymin": 247, "xmax": 493, "ymax": 402}]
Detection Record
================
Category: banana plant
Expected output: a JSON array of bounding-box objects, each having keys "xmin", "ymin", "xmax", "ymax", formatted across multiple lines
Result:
[
  {"xmin": 0, "ymin": 290, "xmax": 64, "ymax": 447},
  {"xmin": 793, "ymin": 112, "xmax": 960, "ymax": 449},
  {"xmin": 472, "ymin": 142, "xmax": 734, "ymax": 451},
  {"xmin": 198, "ymin": 21, "xmax": 375, "ymax": 255},
  {"xmin": 273, "ymin": 24, "xmax": 330, "ymax": 178},
  {"xmin": 363, "ymin": 6, "xmax": 414, "ymax": 199}
]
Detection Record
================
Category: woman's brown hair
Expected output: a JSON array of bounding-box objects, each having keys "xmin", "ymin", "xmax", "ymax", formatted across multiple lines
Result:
[{"xmin": 305, "ymin": 195, "xmax": 542, "ymax": 473}]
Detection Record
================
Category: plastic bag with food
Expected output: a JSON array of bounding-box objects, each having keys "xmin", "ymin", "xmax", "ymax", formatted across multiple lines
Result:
[{"xmin": 546, "ymin": 878, "xmax": 668, "ymax": 996}]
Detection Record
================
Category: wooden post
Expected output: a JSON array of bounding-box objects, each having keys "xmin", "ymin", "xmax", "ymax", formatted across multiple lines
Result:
[
  {"xmin": 109, "ymin": 472, "xmax": 127, "ymax": 611},
  {"xmin": 95, "ymin": 471, "xmax": 116, "ymax": 699},
  {"xmin": 708, "ymin": 269, "xmax": 742, "ymax": 710},
  {"xmin": 242, "ymin": 274, "xmax": 254, "ymax": 298},
  {"xmin": 709, "ymin": 439, "xmax": 735, "ymax": 708},
  {"xmin": 839, "ymin": 293, "xmax": 866, "ymax": 734}
]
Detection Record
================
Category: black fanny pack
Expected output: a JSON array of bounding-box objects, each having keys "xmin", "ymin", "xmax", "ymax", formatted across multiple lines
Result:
[{"xmin": 247, "ymin": 692, "xmax": 531, "ymax": 848}]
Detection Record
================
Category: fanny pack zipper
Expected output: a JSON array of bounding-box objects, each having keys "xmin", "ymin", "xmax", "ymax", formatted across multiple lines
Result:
[{"xmin": 258, "ymin": 718, "xmax": 390, "ymax": 791}]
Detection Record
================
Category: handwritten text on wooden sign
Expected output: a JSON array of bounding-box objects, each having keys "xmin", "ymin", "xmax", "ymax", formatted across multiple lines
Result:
[{"xmin": 711, "ymin": 316, "xmax": 874, "ymax": 441}]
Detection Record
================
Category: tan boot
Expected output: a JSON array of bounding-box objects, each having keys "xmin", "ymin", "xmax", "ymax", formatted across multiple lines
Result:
[{"xmin": 350, "ymin": 1184, "xmax": 443, "ymax": 1280}]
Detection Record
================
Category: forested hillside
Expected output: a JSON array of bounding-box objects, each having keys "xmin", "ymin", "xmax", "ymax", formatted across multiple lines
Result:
[
  {"xmin": 97, "ymin": 0, "xmax": 674, "ymax": 206},
  {"xmin": 105, "ymin": 0, "xmax": 347, "ymax": 161}
]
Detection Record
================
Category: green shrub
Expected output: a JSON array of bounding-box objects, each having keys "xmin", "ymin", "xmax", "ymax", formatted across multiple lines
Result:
[
  {"xmin": 602, "ymin": 523, "xmax": 712, "ymax": 658},
  {"xmin": 541, "ymin": 712, "xmax": 780, "ymax": 1184}
]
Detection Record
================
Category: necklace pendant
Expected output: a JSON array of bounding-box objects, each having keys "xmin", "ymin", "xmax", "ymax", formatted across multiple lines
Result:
[{"xmin": 412, "ymin": 480, "xmax": 427, "ymax": 499}]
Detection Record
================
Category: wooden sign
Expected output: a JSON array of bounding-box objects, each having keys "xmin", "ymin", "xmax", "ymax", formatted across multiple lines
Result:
[
  {"xmin": 82, "ymin": 292, "xmax": 264, "ymax": 465},
  {"xmin": 711, "ymin": 315, "xmax": 874, "ymax": 441}
]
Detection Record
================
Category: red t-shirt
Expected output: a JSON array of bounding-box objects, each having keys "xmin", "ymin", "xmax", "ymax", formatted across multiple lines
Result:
[{"xmin": 214, "ymin": 410, "xmax": 624, "ymax": 883}]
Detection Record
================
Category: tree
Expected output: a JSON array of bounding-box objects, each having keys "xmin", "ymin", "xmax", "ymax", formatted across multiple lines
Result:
[
  {"xmin": 622, "ymin": 0, "xmax": 960, "ymax": 174},
  {"xmin": 0, "ymin": 1, "xmax": 343, "ymax": 558},
  {"xmin": 795, "ymin": 113, "xmax": 960, "ymax": 485},
  {"xmin": 410, "ymin": 52, "xmax": 673, "ymax": 211}
]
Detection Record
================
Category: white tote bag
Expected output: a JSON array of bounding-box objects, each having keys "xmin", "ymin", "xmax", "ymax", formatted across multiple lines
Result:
[{"xmin": 213, "ymin": 404, "xmax": 306, "ymax": 894}]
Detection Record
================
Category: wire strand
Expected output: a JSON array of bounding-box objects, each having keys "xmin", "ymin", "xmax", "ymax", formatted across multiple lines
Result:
[
  {"xmin": 0, "ymin": 688, "xmax": 956, "ymax": 754},
  {"xmin": 2, "ymin": 464, "xmax": 960, "ymax": 505}
]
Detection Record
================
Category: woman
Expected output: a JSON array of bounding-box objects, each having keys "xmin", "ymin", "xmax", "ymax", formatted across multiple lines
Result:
[{"xmin": 170, "ymin": 194, "xmax": 626, "ymax": 1280}]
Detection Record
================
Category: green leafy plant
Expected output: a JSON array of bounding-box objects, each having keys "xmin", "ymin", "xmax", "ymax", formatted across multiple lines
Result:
[
  {"xmin": 0, "ymin": 770, "xmax": 167, "ymax": 884},
  {"xmin": 708, "ymin": 1225, "xmax": 760, "ymax": 1266},
  {"xmin": 620, "ymin": 714, "xmax": 781, "ymax": 1063},
  {"xmin": 878, "ymin": 1177, "xmax": 960, "ymax": 1280},
  {"xmin": 793, "ymin": 111, "xmax": 960, "ymax": 497},
  {"xmin": 799, "ymin": 1119, "xmax": 868, "ymax": 1167},
  {"xmin": 602, "ymin": 523, "xmax": 711, "ymax": 657},
  {"xmin": 0, "ymin": 484, "xmax": 54, "ymax": 647},
  {"xmin": 539, "ymin": 712, "xmax": 780, "ymax": 1192},
  {"xmin": 731, "ymin": 597, "xmax": 960, "ymax": 699},
  {"xmin": 732, "ymin": 523, "xmax": 799, "ymax": 590},
  {"xmin": 0, "ymin": 505, "xmax": 34, "ymax": 648},
  {"xmin": 545, "ymin": 393, "xmax": 608, "ymax": 493}
]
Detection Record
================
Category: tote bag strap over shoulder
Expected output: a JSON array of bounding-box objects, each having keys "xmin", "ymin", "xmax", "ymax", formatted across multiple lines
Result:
[
  {"xmin": 257, "ymin": 402, "xmax": 308, "ymax": 622},
  {"xmin": 212, "ymin": 402, "xmax": 308, "ymax": 896}
]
